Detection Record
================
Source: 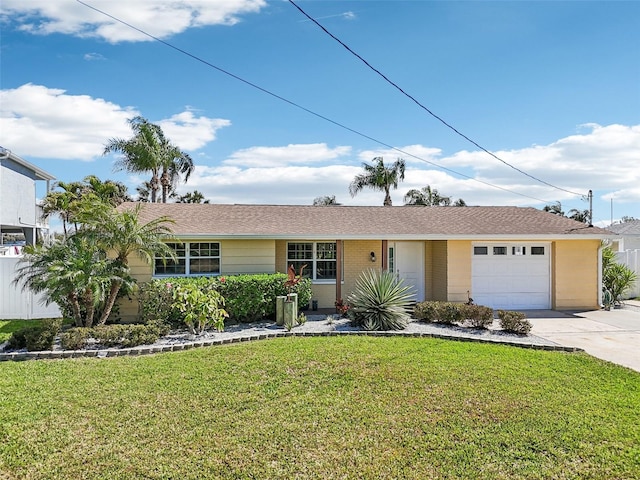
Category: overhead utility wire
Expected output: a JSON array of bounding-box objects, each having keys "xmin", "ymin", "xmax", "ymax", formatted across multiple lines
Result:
[
  {"xmin": 288, "ymin": 0, "xmax": 586, "ymax": 199},
  {"xmin": 77, "ymin": 0, "xmax": 552, "ymax": 204}
]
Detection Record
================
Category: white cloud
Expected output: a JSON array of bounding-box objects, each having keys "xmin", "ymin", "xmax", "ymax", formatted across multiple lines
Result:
[
  {"xmin": 224, "ymin": 143, "xmax": 352, "ymax": 168},
  {"xmin": 358, "ymin": 144, "xmax": 442, "ymax": 165},
  {"xmin": 83, "ymin": 52, "xmax": 105, "ymax": 61},
  {"xmin": 171, "ymin": 124, "xmax": 640, "ymax": 211},
  {"xmin": 0, "ymin": 83, "xmax": 227, "ymax": 160},
  {"xmin": 158, "ymin": 111, "xmax": 231, "ymax": 151},
  {"xmin": 1, "ymin": 0, "xmax": 267, "ymax": 43}
]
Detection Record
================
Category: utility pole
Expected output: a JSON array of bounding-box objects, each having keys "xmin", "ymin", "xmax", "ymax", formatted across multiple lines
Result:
[{"xmin": 588, "ymin": 189, "xmax": 593, "ymax": 227}]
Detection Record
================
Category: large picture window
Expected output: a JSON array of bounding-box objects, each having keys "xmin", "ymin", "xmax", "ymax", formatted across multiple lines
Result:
[
  {"xmin": 287, "ymin": 242, "xmax": 338, "ymax": 281},
  {"xmin": 154, "ymin": 242, "xmax": 220, "ymax": 276}
]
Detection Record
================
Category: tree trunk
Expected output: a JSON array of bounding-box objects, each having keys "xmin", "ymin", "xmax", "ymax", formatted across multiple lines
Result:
[
  {"xmin": 150, "ymin": 174, "xmax": 160, "ymax": 203},
  {"xmin": 160, "ymin": 170, "xmax": 170, "ymax": 203},
  {"xmin": 98, "ymin": 280, "xmax": 122, "ymax": 326},
  {"xmin": 68, "ymin": 293, "xmax": 84, "ymax": 327},
  {"xmin": 83, "ymin": 288, "xmax": 95, "ymax": 328},
  {"xmin": 383, "ymin": 188, "xmax": 392, "ymax": 206}
]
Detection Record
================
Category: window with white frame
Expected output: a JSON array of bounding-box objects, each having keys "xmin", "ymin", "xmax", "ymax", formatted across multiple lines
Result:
[
  {"xmin": 287, "ymin": 242, "xmax": 338, "ymax": 281},
  {"xmin": 154, "ymin": 242, "xmax": 220, "ymax": 276}
]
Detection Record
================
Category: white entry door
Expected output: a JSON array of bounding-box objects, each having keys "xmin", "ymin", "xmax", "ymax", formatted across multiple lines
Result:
[{"xmin": 390, "ymin": 242, "xmax": 424, "ymax": 302}]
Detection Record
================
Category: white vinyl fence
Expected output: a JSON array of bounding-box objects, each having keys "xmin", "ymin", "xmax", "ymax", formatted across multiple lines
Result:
[
  {"xmin": 0, "ymin": 256, "xmax": 61, "ymax": 319},
  {"xmin": 615, "ymin": 249, "xmax": 640, "ymax": 299}
]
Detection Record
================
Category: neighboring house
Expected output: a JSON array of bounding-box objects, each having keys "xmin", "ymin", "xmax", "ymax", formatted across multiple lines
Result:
[
  {"xmin": 117, "ymin": 203, "xmax": 612, "ymax": 321},
  {"xmin": 0, "ymin": 147, "xmax": 60, "ymax": 319},
  {"xmin": 607, "ymin": 220, "xmax": 640, "ymax": 298}
]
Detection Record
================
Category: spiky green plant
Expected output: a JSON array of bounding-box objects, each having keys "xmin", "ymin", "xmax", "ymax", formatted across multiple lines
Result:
[{"xmin": 347, "ymin": 269, "xmax": 415, "ymax": 331}]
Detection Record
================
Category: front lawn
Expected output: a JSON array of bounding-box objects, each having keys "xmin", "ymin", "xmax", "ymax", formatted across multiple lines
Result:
[{"xmin": 1, "ymin": 336, "xmax": 638, "ymax": 479}]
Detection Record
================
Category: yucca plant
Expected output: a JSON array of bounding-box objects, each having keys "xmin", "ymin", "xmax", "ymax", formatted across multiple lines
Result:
[{"xmin": 347, "ymin": 269, "xmax": 415, "ymax": 331}]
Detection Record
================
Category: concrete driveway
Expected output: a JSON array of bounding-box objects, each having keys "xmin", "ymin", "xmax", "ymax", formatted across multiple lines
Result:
[{"xmin": 527, "ymin": 303, "xmax": 640, "ymax": 372}]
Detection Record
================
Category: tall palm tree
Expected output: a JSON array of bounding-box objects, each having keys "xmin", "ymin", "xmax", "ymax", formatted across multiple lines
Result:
[
  {"xmin": 568, "ymin": 208, "xmax": 591, "ymax": 224},
  {"xmin": 82, "ymin": 175, "xmax": 132, "ymax": 206},
  {"xmin": 83, "ymin": 204, "xmax": 176, "ymax": 325},
  {"xmin": 543, "ymin": 202, "xmax": 565, "ymax": 216},
  {"xmin": 104, "ymin": 116, "xmax": 194, "ymax": 203},
  {"xmin": 349, "ymin": 157, "xmax": 405, "ymax": 206},
  {"xmin": 40, "ymin": 181, "xmax": 84, "ymax": 238},
  {"xmin": 313, "ymin": 195, "xmax": 339, "ymax": 206},
  {"xmin": 403, "ymin": 185, "xmax": 451, "ymax": 206}
]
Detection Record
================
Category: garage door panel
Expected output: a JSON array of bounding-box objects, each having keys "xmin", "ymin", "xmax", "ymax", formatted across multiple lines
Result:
[{"xmin": 472, "ymin": 244, "xmax": 550, "ymax": 310}]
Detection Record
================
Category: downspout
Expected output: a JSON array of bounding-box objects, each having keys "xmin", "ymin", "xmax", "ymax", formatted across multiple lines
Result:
[
  {"xmin": 597, "ymin": 243, "xmax": 603, "ymax": 308},
  {"xmin": 335, "ymin": 239, "xmax": 342, "ymax": 303}
]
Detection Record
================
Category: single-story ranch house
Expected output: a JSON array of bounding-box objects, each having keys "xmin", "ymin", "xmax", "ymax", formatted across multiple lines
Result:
[{"xmin": 118, "ymin": 203, "xmax": 613, "ymax": 321}]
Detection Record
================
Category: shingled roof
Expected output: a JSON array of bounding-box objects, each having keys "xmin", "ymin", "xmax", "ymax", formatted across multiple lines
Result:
[
  {"xmin": 122, "ymin": 203, "xmax": 612, "ymax": 240},
  {"xmin": 607, "ymin": 220, "xmax": 640, "ymax": 235}
]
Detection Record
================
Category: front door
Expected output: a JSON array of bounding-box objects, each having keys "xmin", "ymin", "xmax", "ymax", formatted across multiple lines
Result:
[{"xmin": 389, "ymin": 242, "xmax": 425, "ymax": 302}]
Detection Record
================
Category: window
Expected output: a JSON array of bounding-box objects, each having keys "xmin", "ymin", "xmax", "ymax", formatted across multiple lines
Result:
[
  {"xmin": 493, "ymin": 246, "xmax": 507, "ymax": 255},
  {"xmin": 154, "ymin": 242, "xmax": 220, "ymax": 276},
  {"xmin": 512, "ymin": 246, "xmax": 526, "ymax": 256},
  {"xmin": 474, "ymin": 246, "xmax": 488, "ymax": 255},
  {"xmin": 287, "ymin": 242, "xmax": 338, "ymax": 281},
  {"xmin": 531, "ymin": 246, "xmax": 545, "ymax": 255}
]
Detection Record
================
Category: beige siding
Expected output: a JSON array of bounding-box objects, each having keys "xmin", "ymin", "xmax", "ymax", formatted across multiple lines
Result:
[
  {"xmin": 424, "ymin": 241, "xmax": 434, "ymax": 301},
  {"xmin": 343, "ymin": 240, "xmax": 383, "ymax": 303},
  {"xmin": 447, "ymin": 240, "xmax": 472, "ymax": 303},
  {"xmin": 431, "ymin": 240, "xmax": 448, "ymax": 301},
  {"xmin": 220, "ymin": 239, "xmax": 275, "ymax": 274},
  {"xmin": 553, "ymin": 240, "xmax": 600, "ymax": 309}
]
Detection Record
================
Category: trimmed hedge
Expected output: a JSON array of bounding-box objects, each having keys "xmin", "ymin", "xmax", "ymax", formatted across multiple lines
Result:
[
  {"xmin": 414, "ymin": 301, "xmax": 493, "ymax": 328},
  {"xmin": 498, "ymin": 310, "xmax": 532, "ymax": 335},
  {"xmin": 59, "ymin": 323, "xmax": 165, "ymax": 350},
  {"xmin": 139, "ymin": 273, "xmax": 312, "ymax": 325},
  {"xmin": 7, "ymin": 318, "xmax": 62, "ymax": 352}
]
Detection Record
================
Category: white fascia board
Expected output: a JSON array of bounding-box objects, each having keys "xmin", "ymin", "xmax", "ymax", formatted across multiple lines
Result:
[{"xmin": 167, "ymin": 233, "xmax": 615, "ymax": 241}]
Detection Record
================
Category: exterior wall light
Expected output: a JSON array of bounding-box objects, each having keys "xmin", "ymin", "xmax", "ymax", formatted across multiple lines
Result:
[{"xmin": 370, "ymin": 251, "xmax": 376, "ymax": 262}]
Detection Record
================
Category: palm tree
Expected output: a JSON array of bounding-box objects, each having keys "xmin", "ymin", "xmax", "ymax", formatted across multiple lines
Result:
[
  {"xmin": 175, "ymin": 190, "xmax": 210, "ymax": 203},
  {"xmin": 313, "ymin": 195, "xmax": 339, "ymax": 206},
  {"xmin": 83, "ymin": 204, "xmax": 176, "ymax": 324},
  {"xmin": 349, "ymin": 157, "xmax": 405, "ymax": 206},
  {"xmin": 543, "ymin": 202, "xmax": 565, "ymax": 216},
  {"xmin": 404, "ymin": 185, "xmax": 452, "ymax": 206},
  {"xmin": 104, "ymin": 116, "xmax": 194, "ymax": 203},
  {"xmin": 82, "ymin": 175, "xmax": 132, "ymax": 206},
  {"xmin": 14, "ymin": 236, "xmax": 118, "ymax": 327},
  {"xmin": 40, "ymin": 181, "xmax": 84, "ymax": 238},
  {"xmin": 568, "ymin": 208, "xmax": 591, "ymax": 224}
]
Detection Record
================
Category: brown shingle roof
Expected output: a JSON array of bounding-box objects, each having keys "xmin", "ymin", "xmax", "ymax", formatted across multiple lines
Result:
[{"xmin": 121, "ymin": 203, "xmax": 612, "ymax": 239}]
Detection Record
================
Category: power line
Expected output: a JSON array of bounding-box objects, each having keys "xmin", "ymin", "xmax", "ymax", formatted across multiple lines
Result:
[
  {"xmin": 76, "ymin": 0, "xmax": 554, "ymax": 204},
  {"xmin": 288, "ymin": 0, "xmax": 586, "ymax": 199}
]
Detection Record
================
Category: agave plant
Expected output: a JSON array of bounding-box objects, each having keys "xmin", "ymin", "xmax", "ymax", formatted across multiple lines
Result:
[{"xmin": 347, "ymin": 269, "xmax": 415, "ymax": 331}]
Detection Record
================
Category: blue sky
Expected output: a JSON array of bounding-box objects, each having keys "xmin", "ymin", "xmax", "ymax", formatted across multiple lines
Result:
[{"xmin": 1, "ymin": 0, "xmax": 639, "ymax": 226}]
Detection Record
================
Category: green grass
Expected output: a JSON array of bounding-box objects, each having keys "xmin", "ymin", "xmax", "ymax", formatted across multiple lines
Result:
[
  {"xmin": 0, "ymin": 318, "xmax": 71, "ymax": 343},
  {"xmin": 1, "ymin": 337, "xmax": 638, "ymax": 479},
  {"xmin": 0, "ymin": 319, "xmax": 43, "ymax": 343}
]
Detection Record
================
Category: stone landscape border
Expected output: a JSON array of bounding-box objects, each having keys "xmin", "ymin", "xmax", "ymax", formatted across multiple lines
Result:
[{"xmin": 0, "ymin": 329, "xmax": 584, "ymax": 362}]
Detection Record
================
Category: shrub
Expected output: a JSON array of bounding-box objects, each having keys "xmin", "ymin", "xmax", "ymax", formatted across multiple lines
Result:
[
  {"xmin": 414, "ymin": 301, "xmax": 465, "ymax": 325},
  {"xmin": 461, "ymin": 304, "xmax": 494, "ymax": 329},
  {"xmin": 172, "ymin": 283, "xmax": 227, "ymax": 335},
  {"xmin": 439, "ymin": 302, "xmax": 465, "ymax": 325},
  {"xmin": 60, "ymin": 327, "xmax": 92, "ymax": 350},
  {"xmin": 215, "ymin": 274, "xmax": 312, "ymax": 322},
  {"xmin": 413, "ymin": 301, "xmax": 442, "ymax": 322},
  {"xmin": 7, "ymin": 318, "xmax": 62, "ymax": 351},
  {"xmin": 348, "ymin": 269, "xmax": 414, "ymax": 331},
  {"xmin": 498, "ymin": 310, "xmax": 532, "ymax": 335},
  {"xmin": 118, "ymin": 324, "xmax": 162, "ymax": 348},
  {"xmin": 140, "ymin": 274, "xmax": 312, "ymax": 325}
]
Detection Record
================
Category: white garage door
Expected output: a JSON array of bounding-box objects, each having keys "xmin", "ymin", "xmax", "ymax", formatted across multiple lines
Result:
[{"xmin": 471, "ymin": 243, "xmax": 550, "ymax": 309}]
